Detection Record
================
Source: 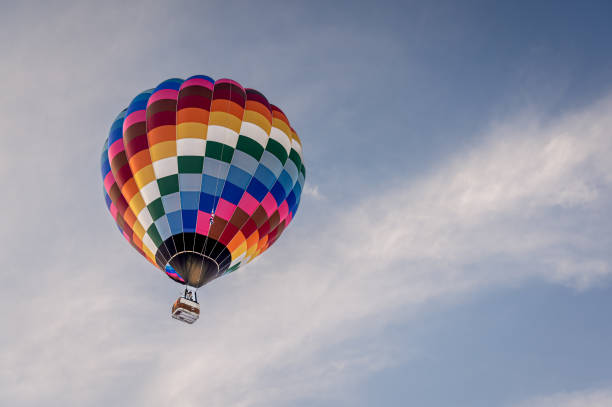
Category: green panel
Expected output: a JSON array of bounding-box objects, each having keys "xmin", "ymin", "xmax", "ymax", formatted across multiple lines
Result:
[
  {"xmin": 178, "ymin": 156, "xmax": 204, "ymax": 173},
  {"xmin": 205, "ymin": 141, "xmax": 234, "ymax": 163},
  {"xmin": 266, "ymin": 139, "xmax": 288, "ymax": 164},
  {"xmin": 147, "ymin": 224, "xmax": 163, "ymax": 247},
  {"xmin": 147, "ymin": 198, "xmax": 165, "ymax": 221},
  {"xmin": 157, "ymin": 174, "xmax": 180, "ymax": 195},
  {"xmin": 227, "ymin": 263, "xmax": 241, "ymax": 273},
  {"xmin": 236, "ymin": 135, "xmax": 264, "ymax": 160},
  {"xmin": 289, "ymin": 149, "xmax": 302, "ymax": 170}
]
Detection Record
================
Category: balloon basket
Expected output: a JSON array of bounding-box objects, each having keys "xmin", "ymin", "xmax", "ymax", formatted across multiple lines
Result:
[{"xmin": 171, "ymin": 297, "xmax": 200, "ymax": 324}]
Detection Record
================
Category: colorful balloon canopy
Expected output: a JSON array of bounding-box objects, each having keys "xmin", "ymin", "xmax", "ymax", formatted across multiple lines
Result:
[{"xmin": 101, "ymin": 75, "xmax": 305, "ymax": 287}]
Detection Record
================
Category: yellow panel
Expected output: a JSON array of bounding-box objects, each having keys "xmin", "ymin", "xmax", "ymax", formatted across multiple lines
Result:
[
  {"xmin": 209, "ymin": 111, "xmax": 242, "ymax": 133},
  {"xmin": 272, "ymin": 118, "xmax": 292, "ymax": 140},
  {"xmin": 291, "ymin": 129, "xmax": 302, "ymax": 146},
  {"xmin": 132, "ymin": 221, "xmax": 146, "ymax": 239},
  {"xmin": 149, "ymin": 140, "xmax": 177, "ymax": 162},
  {"xmin": 231, "ymin": 241, "xmax": 247, "ymax": 260},
  {"xmin": 128, "ymin": 192, "xmax": 146, "ymax": 214},
  {"xmin": 243, "ymin": 110, "xmax": 271, "ymax": 134},
  {"xmin": 245, "ymin": 233, "xmax": 259, "ymax": 256},
  {"xmin": 143, "ymin": 248, "xmax": 156, "ymax": 265},
  {"xmin": 228, "ymin": 234, "xmax": 247, "ymax": 259},
  {"xmin": 177, "ymin": 122, "xmax": 208, "ymax": 140},
  {"xmin": 257, "ymin": 235, "xmax": 268, "ymax": 251},
  {"xmin": 134, "ymin": 165, "xmax": 156, "ymax": 188}
]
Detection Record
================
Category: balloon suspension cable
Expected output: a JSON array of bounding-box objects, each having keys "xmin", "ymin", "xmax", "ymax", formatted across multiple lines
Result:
[{"xmin": 183, "ymin": 285, "xmax": 198, "ymax": 303}]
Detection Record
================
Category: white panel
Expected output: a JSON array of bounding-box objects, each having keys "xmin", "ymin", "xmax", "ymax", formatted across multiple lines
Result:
[
  {"xmin": 177, "ymin": 138, "xmax": 206, "ymax": 156},
  {"xmin": 270, "ymin": 127, "xmax": 292, "ymax": 154},
  {"xmin": 153, "ymin": 157, "xmax": 178, "ymax": 178},
  {"xmin": 291, "ymin": 139, "xmax": 303, "ymax": 156},
  {"xmin": 140, "ymin": 180, "xmax": 161, "ymax": 204},
  {"xmin": 207, "ymin": 125, "xmax": 239, "ymax": 147},
  {"xmin": 142, "ymin": 233, "xmax": 157, "ymax": 253},
  {"xmin": 240, "ymin": 121, "xmax": 269, "ymax": 147},
  {"xmin": 137, "ymin": 208, "xmax": 154, "ymax": 230}
]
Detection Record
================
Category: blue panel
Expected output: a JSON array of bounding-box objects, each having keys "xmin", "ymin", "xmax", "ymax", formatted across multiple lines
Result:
[
  {"xmin": 230, "ymin": 150, "xmax": 259, "ymax": 175},
  {"xmin": 188, "ymin": 74, "xmax": 214, "ymax": 84},
  {"xmin": 259, "ymin": 150, "xmax": 284, "ymax": 177},
  {"xmin": 179, "ymin": 173, "xmax": 202, "ymax": 191},
  {"xmin": 226, "ymin": 165, "xmax": 252, "ymax": 189},
  {"xmin": 166, "ymin": 211, "xmax": 183, "ymax": 235},
  {"xmin": 286, "ymin": 190, "xmax": 297, "ymax": 210},
  {"xmin": 202, "ymin": 157, "xmax": 229, "ymax": 178},
  {"xmin": 180, "ymin": 191, "xmax": 199, "ymax": 210},
  {"xmin": 254, "ymin": 165, "xmax": 277, "ymax": 189},
  {"xmin": 291, "ymin": 198, "xmax": 301, "ymax": 216},
  {"xmin": 270, "ymin": 182, "xmax": 287, "ymax": 206},
  {"xmin": 182, "ymin": 209, "xmax": 198, "ymax": 232},
  {"xmin": 126, "ymin": 90, "xmax": 153, "ymax": 116},
  {"xmin": 154, "ymin": 78, "xmax": 184, "ymax": 91},
  {"xmin": 198, "ymin": 193, "xmax": 215, "ymax": 212},
  {"xmin": 277, "ymin": 170, "xmax": 294, "ymax": 194},
  {"xmin": 155, "ymin": 217, "xmax": 172, "ymax": 240},
  {"xmin": 284, "ymin": 159, "xmax": 299, "ymax": 185},
  {"xmin": 162, "ymin": 192, "xmax": 181, "ymax": 213},
  {"xmin": 221, "ymin": 182, "xmax": 244, "ymax": 205},
  {"xmin": 104, "ymin": 192, "xmax": 112, "ymax": 208},
  {"xmin": 201, "ymin": 174, "xmax": 224, "ymax": 196},
  {"xmin": 109, "ymin": 110, "xmax": 126, "ymax": 145},
  {"xmin": 101, "ymin": 157, "xmax": 111, "ymax": 178},
  {"xmin": 293, "ymin": 181, "xmax": 303, "ymax": 198},
  {"xmin": 246, "ymin": 178, "xmax": 268, "ymax": 202}
]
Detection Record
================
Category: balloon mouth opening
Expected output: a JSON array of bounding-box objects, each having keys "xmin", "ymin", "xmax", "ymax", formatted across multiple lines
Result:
[{"xmin": 167, "ymin": 251, "xmax": 220, "ymax": 287}]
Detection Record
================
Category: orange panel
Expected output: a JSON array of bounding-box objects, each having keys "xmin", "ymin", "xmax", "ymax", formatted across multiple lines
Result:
[
  {"xmin": 177, "ymin": 107, "xmax": 210, "ymax": 124},
  {"xmin": 210, "ymin": 99, "xmax": 245, "ymax": 120},
  {"xmin": 148, "ymin": 125, "xmax": 176, "ymax": 146}
]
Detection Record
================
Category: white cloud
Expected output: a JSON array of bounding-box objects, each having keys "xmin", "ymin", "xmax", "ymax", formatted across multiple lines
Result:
[
  {"xmin": 512, "ymin": 386, "xmax": 612, "ymax": 407},
  {"xmin": 2, "ymin": 3, "xmax": 612, "ymax": 406},
  {"xmin": 302, "ymin": 184, "xmax": 325, "ymax": 200},
  {"xmin": 2, "ymin": 92, "xmax": 612, "ymax": 406},
  {"xmin": 4, "ymin": 94, "xmax": 610, "ymax": 407}
]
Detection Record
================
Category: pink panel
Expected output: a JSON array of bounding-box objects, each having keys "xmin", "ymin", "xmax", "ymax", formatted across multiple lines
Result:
[
  {"xmin": 108, "ymin": 138, "xmax": 125, "ymax": 161},
  {"xmin": 103, "ymin": 172, "xmax": 115, "ymax": 193},
  {"xmin": 278, "ymin": 200, "xmax": 289, "ymax": 221},
  {"xmin": 110, "ymin": 203, "xmax": 118, "ymax": 219},
  {"xmin": 215, "ymin": 78, "xmax": 245, "ymax": 92},
  {"xmin": 237, "ymin": 192, "xmax": 259, "ymax": 215},
  {"xmin": 147, "ymin": 89, "xmax": 179, "ymax": 106},
  {"xmin": 181, "ymin": 77, "xmax": 214, "ymax": 90},
  {"xmin": 195, "ymin": 210, "xmax": 212, "ymax": 235},
  {"xmin": 261, "ymin": 192, "xmax": 278, "ymax": 217},
  {"xmin": 215, "ymin": 199, "xmax": 237, "ymax": 220},
  {"xmin": 123, "ymin": 110, "xmax": 146, "ymax": 132}
]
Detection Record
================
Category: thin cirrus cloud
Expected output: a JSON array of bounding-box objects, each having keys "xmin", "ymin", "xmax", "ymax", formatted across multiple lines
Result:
[
  {"xmin": 133, "ymin": 93, "xmax": 612, "ymax": 406},
  {"xmin": 2, "ymin": 91, "xmax": 610, "ymax": 406},
  {"xmin": 511, "ymin": 385, "xmax": 612, "ymax": 407}
]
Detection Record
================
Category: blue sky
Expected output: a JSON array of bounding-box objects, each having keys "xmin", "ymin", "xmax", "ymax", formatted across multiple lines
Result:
[{"xmin": 1, "ymin": 1, "xmax": 612, "ymax": 406}]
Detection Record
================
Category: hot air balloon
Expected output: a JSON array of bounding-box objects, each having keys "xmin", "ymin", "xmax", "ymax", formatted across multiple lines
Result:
[{"xmin": 101, "ymin": 75, "xmax": 305, "ymax": 323}]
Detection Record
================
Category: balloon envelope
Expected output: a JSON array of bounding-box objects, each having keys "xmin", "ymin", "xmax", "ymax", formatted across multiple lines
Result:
[{"xmin": 101, "ymin": 75, "xmax": 305, "ymax": 287}]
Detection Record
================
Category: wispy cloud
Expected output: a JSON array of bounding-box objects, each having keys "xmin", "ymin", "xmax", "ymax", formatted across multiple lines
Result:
[
  {"xmin": 2, "ymin": 92, "xmax": 611, "ymax": 406},
  {"xmin": 511, "ymin": 385, "xmax": 612, "ymax": 407},
  {"xmin": 302, "ymin": 184, "xmax": 325, "ymax": 201}
]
